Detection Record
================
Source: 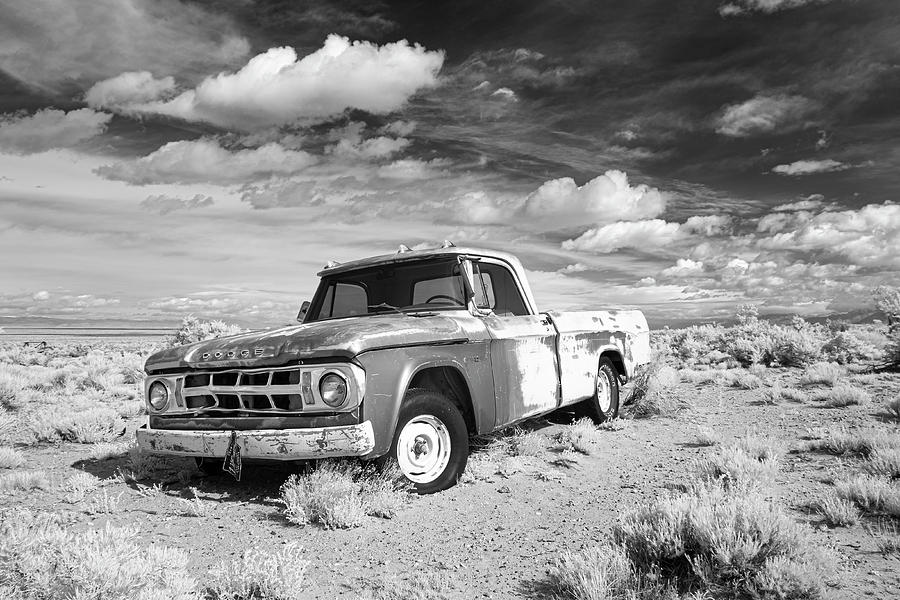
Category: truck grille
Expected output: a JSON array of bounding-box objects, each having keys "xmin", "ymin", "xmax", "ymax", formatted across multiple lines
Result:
[{"xmin": 178, "ymin": 367, "xmax": 309, "ymax": 412}]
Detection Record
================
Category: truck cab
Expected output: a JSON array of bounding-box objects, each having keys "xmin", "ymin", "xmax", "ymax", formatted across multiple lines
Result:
[{"xmin": 137, "ymin": 244, "xmax": 650, "ymax": 492}]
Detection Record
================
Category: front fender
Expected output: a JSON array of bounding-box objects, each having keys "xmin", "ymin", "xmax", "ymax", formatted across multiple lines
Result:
[{"xmin": 355, "ymin": 341, "xmax": 493, "ymax": 458}]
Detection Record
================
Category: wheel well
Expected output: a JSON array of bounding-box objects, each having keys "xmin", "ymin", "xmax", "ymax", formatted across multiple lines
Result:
[
  {"xmin": 407, "ymin": 366, "xmax": 476, "ymax": 435},
  {"xmin": 600, "ymin": 350, "xmax": 625, "ymax": 379}
]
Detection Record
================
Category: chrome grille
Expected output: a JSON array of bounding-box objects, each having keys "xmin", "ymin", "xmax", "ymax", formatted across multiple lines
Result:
[{"xmin": 178, "ymin": 366, "xmax": 308, "ymax": 412}]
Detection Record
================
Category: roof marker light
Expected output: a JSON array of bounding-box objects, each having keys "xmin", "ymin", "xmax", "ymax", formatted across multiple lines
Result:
[
  {"xmin": 441, "ymin": 240, "xmax": 455, "ymax": 248},
  {"xmin": 397, "ymin": 244, "xmax": 412, "ymax": 253}
]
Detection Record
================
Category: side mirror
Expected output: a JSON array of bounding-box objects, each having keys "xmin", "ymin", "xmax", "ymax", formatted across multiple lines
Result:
[
  {"xmin": 297, "ymin": 300, "xmax": 310, "ymax": 323},
  {"xmin": 459, "ymin": 259, "xmax": 491, "ymax": 312}
]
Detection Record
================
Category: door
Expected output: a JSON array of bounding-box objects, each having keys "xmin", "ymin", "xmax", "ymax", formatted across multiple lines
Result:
[{"xmin": 472, "ymin": 262, "xmax": 559, "ymax": 426}]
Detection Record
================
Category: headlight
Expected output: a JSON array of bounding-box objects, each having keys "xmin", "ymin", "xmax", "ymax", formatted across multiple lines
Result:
[
  {"xmin": 319, "ymin": 373, "xmax": 348, "ymax": 408},
  {"xmin": 148, "ymin": 381, "xmax": 169, "ymax": 411}
]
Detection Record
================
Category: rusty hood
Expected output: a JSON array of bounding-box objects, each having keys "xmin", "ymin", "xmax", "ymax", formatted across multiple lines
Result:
[{"xmin": 145, "ymin": 313, "xmax": 470, "ymax": 373}]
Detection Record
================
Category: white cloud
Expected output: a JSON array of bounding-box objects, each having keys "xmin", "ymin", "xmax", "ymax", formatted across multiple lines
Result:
[
  {"xmin": 771, "ymin": 159, "xmax": 849, "ymax": 176},
  {"xmin": 662, "ymin": 259, "xmax": 705, "ymax": 277},
  {"xmin": 558, "ymin": 263, "xmax": 588, "ymax": 274},
  {"xmin": 32, "ymin": 290, "xmax": 50, "ymax": 301},
  {"xmin": 0, "ymin": 109, "xmax": 111, "ymax": 155},
  {"xmin": 95, "ymin": 138, "xmax": 317, "ymax": 185},
  {"xmin": 522, "ymin": 170, "xmax": 666, "ymax": 229},
  {"xmin": 330, "ymin": 136, "xmax": 410, "ymax": 160},
  {"xmin": 562, "ymin": 219, "xmax": 682, "ymax": 253},
  {"xmin": 491, "ymin": 87, "xmax": 518, "ymax": 101},
  {"xmin": 756, "ymin": 201, "xmax": 900, "ymax": 268},
  {"xmin": 140, "ymin": 194, "xmax": 214, "ymax": 215},
  {"xmin": 377, "ymin": 159, "xmax": 449, "ymax": 180},
  {"xmin": 719, "ymin": 0, "xmax": 827, "ymax": 16},
  {"xmin": 85, "ymin": 71, "xmax": 176, "ymax": 110},
  {"xmin": 0, "ymin": 0, "xmax": 248, "ymax": 91},
  {"xmin": 715, "ymin": 94, "xmax": 814, "ymax": 137},
  {"xmin": 681, "ymin": 215, "xmax": 732, "ymax": 236},
  {"xmin": 108, "ymin": 36, "xmax": 444, "ymax": 131}
]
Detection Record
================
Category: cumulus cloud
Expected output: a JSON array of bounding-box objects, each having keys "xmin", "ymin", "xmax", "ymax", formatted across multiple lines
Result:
[
  {"xmin": 95, "ymin": 138, "xmax": 317, "ymax": 185},
  {"xmin": 755, "ymin": 201, "xmax": 900, "ymax": 268},
  {"xmin": 102, "ymin": 36, "xmax": 444, "ymax": 130},
  {"xmin": 140, "ymin": 194, "xmax": 214, "ymax": 215},
  {"xmin": 329, "ymin": 135, "xmax": 411, "ymax": 160},
  {"xmin": 562, "ymin": 219, "xmax": 682, "ymax": 253},
  {"xmin": 771, "ymin": 159, "xmax": 849, "ymax": 176},
  {"xmin": 0, "ymin": 0, "xmax": 248, "ymax": 91},
  {"xmin": 522, "ymin": 170, "xmax": 666, "ymax": 229},
  {"xmin": 715, "ymin": 94, "xmax": 814, "ymax": 137},
  {"xmin": 85, "ymin": 71, "xmax": 176, "ymax": 110},
  {"xmin": 773, "ymin": 195, "xmax": 825, "ymax": 211},
  {"xmin": 681, "ymin": 215, "xmax": 732, "ymax": 236},
  {"xmin": 662, "ymin": 259, "xmax": 705, "ymax": 277},
  {"xmin": 32, "ymin": 290, "xmax": 50, "ymax": 301},
  {"xmin": 0, "ymin": 108, "xmax": 111, "ymax": 155},
  {"xmin": 719, "ymin": 0, "xmax": 828, "ymax": 16},
  {"xmin": 378, "ymin": 159, "xmax": 449, "ymax": 180}
]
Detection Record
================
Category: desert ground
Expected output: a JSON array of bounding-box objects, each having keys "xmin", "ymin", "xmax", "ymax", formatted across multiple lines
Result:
[{"xmin": 1, "ymin": 316, "xmax": 898, "ymax": 600}]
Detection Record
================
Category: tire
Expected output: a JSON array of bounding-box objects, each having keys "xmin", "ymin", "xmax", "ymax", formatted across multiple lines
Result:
[
  {"xmin": 385, "ymin": 388, "xmax": 469, "ymax": 494},
  {"xmin": 195, "ymin": 457, "xmax": 223, "ymax": 475},
  {"xmin": 583, "ymin": 357, "xmax": 620, "ymax": 423}
]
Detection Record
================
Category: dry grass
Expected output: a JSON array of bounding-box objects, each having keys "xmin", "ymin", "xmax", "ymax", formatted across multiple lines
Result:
[
  {"xmin": 885, "ymin": 396, "xmax": 900, "ymax": 421},
  {"xmin": 627, "ymin": 355, "xmax": 684, "ymax": 417},
  {"xmin": 599, "ymin": 484, "xmax": 834, "ymax": 599},
  {"xmin": 695, "ymin": 436, "xmax": 780, "ymax": 491},
  {"xmin": 834, "ymin": 474, "xmax": 900, "ymax": 515},
  {"xmin": 356, "ymin": 573, "xmax": 452, "ymax": 600},
  {"xmin": 0, "ymin": 470, "xmax": 50, "ymax": 492},
  {"xmin": 206, "ymin": 542, "xmax": 309, "ymax": 600},
  {"xmin": 509, "ymin": 429, "xmax": 547, "ymax": 456},
  {"xmin": 280, "ymin": 461, "xmax": 408, "ymax": 529},
  {"xmin": 862, "ymin": 448, "xmax": 900, "ymax": 480},
  {"xmin": 803, "ymin": 428, "xmax": 899, "ymax": 456},
  {"xmin": 814, "ymin": 494, "xmax": 860, "ymax": 527},
  {"xmin": 799, "ymin": 362, "xmax": 844, "ymax": 387},
  {"xmin": 0, "ymin": 446, "xmax": 24, "ymax": 469},
  {"xmin": 554, "ymin": 418, "xmax": 603, "ymax": 455},
  {"xmin": 866, "ymin": 520, "xmax": 900, "ymax": 555},
  {"xmin": 63, "ymin": 471, "xmax": 100, "ymax": 503},
  {"xmin": 816, "ymin": 384, "xmax": 870, "ymax": 408},
  {"xmin": 693, "ymin": 426, "xmax": 722, "ymax": 447}
]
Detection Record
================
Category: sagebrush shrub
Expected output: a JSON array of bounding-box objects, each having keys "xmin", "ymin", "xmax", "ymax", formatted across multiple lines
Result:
[
  {"xmin": 168, "ymin": 315, "xmax": 244, "ymax": 347},
  {"xmin": 280, "ymin": 461, "xmax": 407, "ymax": 529},
  {"xmin": 613, "ymin": 485, "xmax": 833, "ymax": 599},
  {"xmin": 799, "ymin": 362, "xmax": 844, "ymax": 387}
]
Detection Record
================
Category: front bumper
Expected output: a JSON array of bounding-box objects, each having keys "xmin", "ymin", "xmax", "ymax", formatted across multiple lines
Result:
[{"xmin": 135, "ymin": 420, "xmax": 375, "ymax": 460}]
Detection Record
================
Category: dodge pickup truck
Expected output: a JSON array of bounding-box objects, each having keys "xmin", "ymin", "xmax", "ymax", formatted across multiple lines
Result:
[{"xmin": 137, "ymin": 243, "xmax": 651, "ymax": 493}]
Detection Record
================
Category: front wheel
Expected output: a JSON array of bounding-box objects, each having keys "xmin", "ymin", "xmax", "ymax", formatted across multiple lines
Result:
[
  {"xmin": 583, "ymin": 357, "xmax": 620, "ymax": 423},
  {"xmin": 386, "ymin": 389, "xmax": 469, "ymax": 494}
]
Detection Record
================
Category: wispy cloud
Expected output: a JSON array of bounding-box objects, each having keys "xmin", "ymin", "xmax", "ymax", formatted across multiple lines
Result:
[
  {"xmin": 719, "ymin": 0, "xmax": 830, "ymax": 16},
  {"xmin": 771, "ymin": 158, "xmax": 850, "ymax": 175},
  {"xmin": 715, "ymin": 94, "xmax": 815, "ymax": 137},
  {"xmin": 140, "ymin": 194, "xmax": 214, "ymax": 215}
]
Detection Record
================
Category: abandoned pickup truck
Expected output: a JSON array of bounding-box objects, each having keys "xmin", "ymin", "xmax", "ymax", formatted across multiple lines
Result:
[{"xmin": 137, "ymin": 244, "xmax": 651, "ymax": 492}]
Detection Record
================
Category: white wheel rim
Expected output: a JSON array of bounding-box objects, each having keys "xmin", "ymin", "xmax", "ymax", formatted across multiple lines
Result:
[
  {"xmin": 597, "ymin": 369, "xmax": 612, "ymax": 413},
  {"xmin": 396, "ymin": 414, "xmax": 451, "ymax": 484}
]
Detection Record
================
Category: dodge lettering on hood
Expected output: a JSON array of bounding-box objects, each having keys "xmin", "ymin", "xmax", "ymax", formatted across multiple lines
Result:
[{"xmin": 138, "ymin": 244, "xmax": 651, "ymax": 493}]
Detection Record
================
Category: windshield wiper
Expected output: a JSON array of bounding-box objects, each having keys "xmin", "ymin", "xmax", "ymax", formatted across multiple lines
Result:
[{"xmin": 368, "ymin": 302, "xmax": 405, "ymax": 315}]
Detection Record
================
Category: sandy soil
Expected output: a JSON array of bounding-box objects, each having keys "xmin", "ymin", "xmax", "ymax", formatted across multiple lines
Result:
[{"xmin": 4, "ymin": 368, "xmax": 899, "ymax": 599}]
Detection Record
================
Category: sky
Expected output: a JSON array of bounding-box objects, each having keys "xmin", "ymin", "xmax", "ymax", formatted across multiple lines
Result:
[{"xmin": 1, "ymin": 0, "xmax": 898, "ymax": 329}]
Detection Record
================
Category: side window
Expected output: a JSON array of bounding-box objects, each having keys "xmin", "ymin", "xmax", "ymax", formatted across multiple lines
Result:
[
  {"xmin": 315, "ymin": 282, "xmax": 368, "ymax": 319},
  {"xmin": 479, "ymin": 264, "xmax": 528, "ymax": 316}
]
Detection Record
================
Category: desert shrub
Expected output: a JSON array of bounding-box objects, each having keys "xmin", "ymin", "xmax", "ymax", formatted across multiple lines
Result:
[
  {"xmin": 0, "ymin": 512, "xmax": 199, "ymax": 599},
  {"xmin": 0, "ymin": 447, "xmax": 24, "ymax": 469},
  {"xmin": 803, "ymin": 428, "xmax": 898, "ymax": 456},
  {"xmin": 823, "ymin": 330, "xmax": 884, "ymax": 364},
  {"xmin": 834, "ymin": 474, "xmax": 900, "ymax": 513},
  {"xmin": 509, "ymin": 429, "xmax": 546, "ymax": 456},
  {"xmin": 168, "ymin": 315, "xmax": 244, "ymax": 347},
  {"xmin": 627, "ymin": 354, "xmax": 683, "ymax": 417},
  {"xmin": 815, "ymin": 385, "xmax": 869, "ymax": 408},
  {"xmin": 280, "ymin": 461, "xmax": 408, "ymax": 529},
  {"xmin": 357, "ymin": 573, "xmax": 452, "ymax": 600},
  {"xmin": 63, "ymin": 471, "xmax": 100, "ymax": 503},
  {"xmin": 0, "ymin": 470, "xmax": 50, "ymax": 492},
  {"xmin": 613, "ymin": 485, "xmax": 833, "ymax": 599},
  {"xmin": 52, "ymin": 407, "xmax": 125, "ymax": 443},
  {"xmin": 546, "ymin": 544, "xmax": 645, "ymax": 600},
  {"xmin": 696, "ymin": 440, "xmax": 779, "ymax": 491},
  {"xmin": 694, "ymin": 426, "xmax": 722, "ymax": 447},
  {"xmin": 885, "ymin": 397, "xmax": 900, "ymax": 421},
  {"xmin": 867, "ymin": 520, "xmax": 900, "ymax": 555},
  {"xmin": 678, "ymin": 368, "xmax": 721, "ymax": 384},
  {"xmin": 206, "ymin": 542, "xmax": 308, "ymax": 600},
  {"xmin": 0, "ymin": 408, "xmax": 14, "ymax": 443},
  {"xmin": 798, "ymin": 362, "xmax": 844, "ymax": 387},
  {"xmin": 814, "ymin": 494, "xmax": 859, "ymax": 527},
  {"xmin": 726, "ymin": 370, "xmax": 764, "ymax": 390},
  {"xmin": 554, "ymin": 418, "xmax": 604, "ymax": 455},
  {"xmin": 863, "ymin": 448, "xmax": 900, "ymax": 480},
  {"xmin": 767, "ymin": 327, "xmax": 824, "ymax": 367},
  {"xmin": 724, "ymin": 337, "xmax": 766, "ymax": 367}
]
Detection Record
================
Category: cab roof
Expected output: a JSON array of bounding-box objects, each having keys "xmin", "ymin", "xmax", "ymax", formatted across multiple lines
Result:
[{"xmin": 317, "ymin": 246, "xmax": 524, "ymax": 277}]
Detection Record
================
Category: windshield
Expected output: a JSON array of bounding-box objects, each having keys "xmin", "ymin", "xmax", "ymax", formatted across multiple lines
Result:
[{"xmin": 307, "ymin": 259, "xmax": 466, "ymax": 322}]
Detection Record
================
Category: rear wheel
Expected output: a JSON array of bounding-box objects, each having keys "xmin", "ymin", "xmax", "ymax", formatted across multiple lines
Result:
[
  {"xmin": 584, "ymin": 357, "xmax": 620, "ymax": 423},
  {"xmin": 386, "ymin": 389, "xmax": 469, "ymax": 494}
]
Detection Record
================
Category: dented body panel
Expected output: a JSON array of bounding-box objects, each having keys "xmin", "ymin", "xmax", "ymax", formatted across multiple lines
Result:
[{"xmin": 138, "ymin": 247, "xmax": 651, "ymax": 464}]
